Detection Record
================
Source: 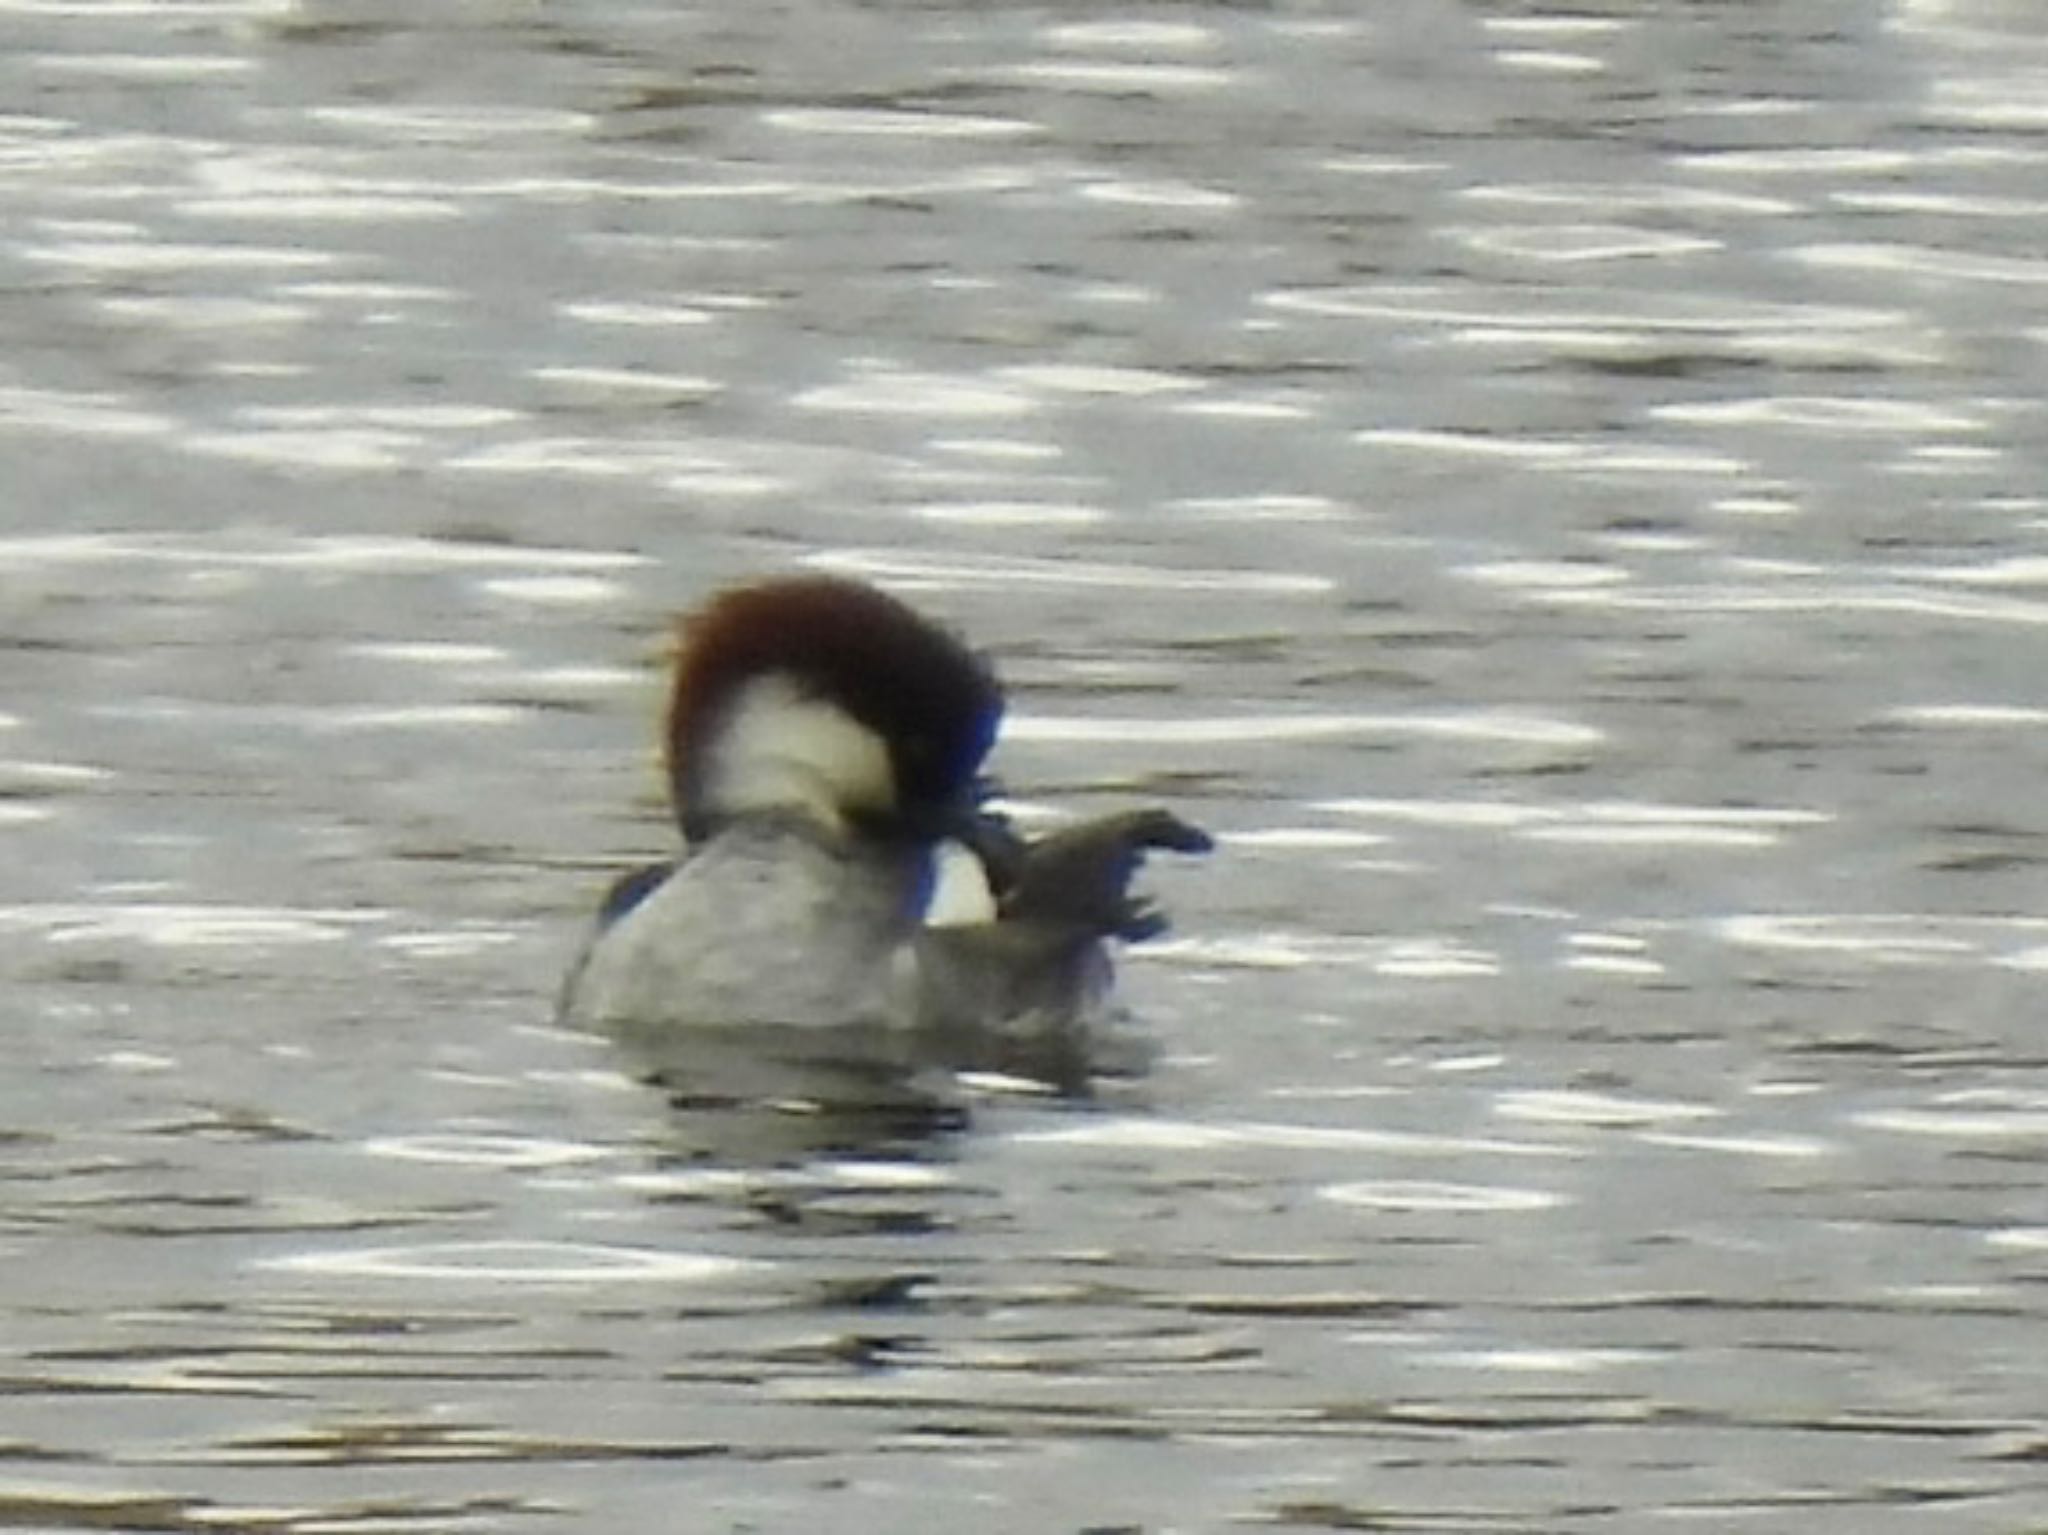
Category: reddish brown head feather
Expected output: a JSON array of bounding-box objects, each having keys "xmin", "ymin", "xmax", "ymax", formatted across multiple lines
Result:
[{"xmin": 665, "ymin": 576, "xmax": 1003, "ymax": 842}]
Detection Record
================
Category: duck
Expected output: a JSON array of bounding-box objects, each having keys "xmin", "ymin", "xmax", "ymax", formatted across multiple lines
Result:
[{"xmin": 558, "ymin": 575, "xmax": 1208, "ymax": 1073}]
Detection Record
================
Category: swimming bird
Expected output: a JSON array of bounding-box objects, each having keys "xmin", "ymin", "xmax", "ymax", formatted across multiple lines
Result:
[{"xmin": 558, "ymin": 575, "xmax": 1207, "ymax": 1075}]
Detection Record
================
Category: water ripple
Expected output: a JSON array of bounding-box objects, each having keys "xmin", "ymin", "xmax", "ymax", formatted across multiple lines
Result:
[
  {"xmin": 1012, "ymin": 1117, "xmax": 1579, "ymax": 1161},
  {"xmin": 0, "ymin": 532, "xmax": 645, "ymax": 573},
  {"xmin": 1493, "ymin": 1091, "xmax": 1720, "ymax": 1129},
  {"xmin": 762, "ymin": 108, "xmax": 1038, "ymax": 140},
  {"xmin": 802, "ymin": 547, "xmax": 1333, "ymax": 594},
  {"xmin": 1320, "ymin": 1180, "xmax": 1566, "ymax": 1213},
  {"xmin": 359, "ymin": 1135, "xmax": 613, "ymax": 1170},
  {"xmin": 261, "ymin": 1241, "xmax": 760, "ymax": 1286},
  {"xmin": 1011, "ymin": 711, "xmax": 1599, "ymax": 748},
  {"xmin": 1720, "ymin": 915, "xmax": 2048, "ymax": 963},
  {"xmin": 0, "ymin": 903, "xmax": 384, "ymax": 947}
]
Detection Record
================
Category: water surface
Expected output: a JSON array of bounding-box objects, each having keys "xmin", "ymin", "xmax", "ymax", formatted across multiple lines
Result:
[{"xmin": 4, "ymin": 1, "xmax": 2048, "ymax": 1530}]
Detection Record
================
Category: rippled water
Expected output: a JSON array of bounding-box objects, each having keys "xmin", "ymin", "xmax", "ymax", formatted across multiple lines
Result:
[{"xmin": 5, "ymin": 1, "xmax": 2048, "ymax": 1530}]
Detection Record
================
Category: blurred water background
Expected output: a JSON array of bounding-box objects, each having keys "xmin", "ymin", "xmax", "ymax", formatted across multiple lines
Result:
[{"xmin": 4, "ymin": 1, "xmax": 2048, "ymax": 1530}]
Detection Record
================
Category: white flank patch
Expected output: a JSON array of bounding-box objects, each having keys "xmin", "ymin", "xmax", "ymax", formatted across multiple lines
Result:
[{"xmin": 925, "ymin": 839, "xmax": 998, "ymax": 927}]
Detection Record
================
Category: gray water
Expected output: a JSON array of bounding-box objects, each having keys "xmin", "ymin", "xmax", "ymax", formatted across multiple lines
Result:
[{"xmin": 5, "ymin": 1, "xmax": 2048, "ymax": 1530}]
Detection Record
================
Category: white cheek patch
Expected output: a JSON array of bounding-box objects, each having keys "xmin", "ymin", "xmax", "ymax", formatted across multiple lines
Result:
[
  {"xmin": 924, "ymin": 837, "xmax": 997, "ymax": 928},
  {"xmin": 699, "ymin": 673, "xmax": 896, "ymax": 830}
]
